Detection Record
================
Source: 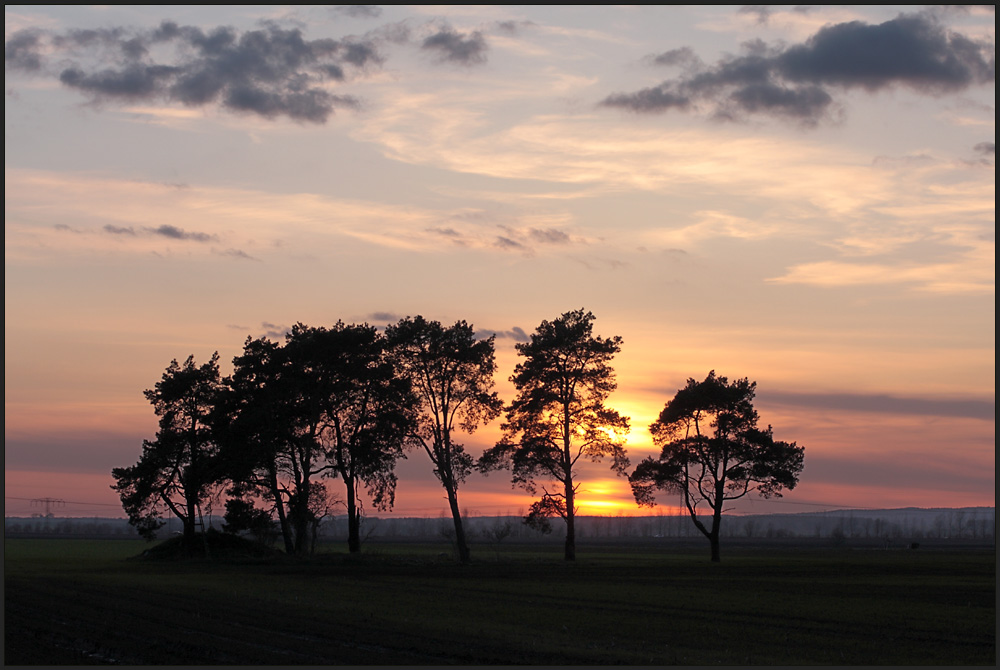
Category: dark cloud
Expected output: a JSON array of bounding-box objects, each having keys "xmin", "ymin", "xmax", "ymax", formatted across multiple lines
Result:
[
  {"xmin": 495, "ymin": 21, "xmax": 520, "ymax": 35},
  {"xmin": 229, "ymin": 321, "xmax": 290, "ymax": 340},
  {"xmin": 493, "ymin": 236, "xmax": 530, "ymax": 253},
  {"xmin": 368, "ymin": 311, "xmax": 400, "ymax": 323},
  {"xmin": 528, "ymin": 228, "xmax": 571, "ymax": 245},
  {"xmin": 426, "ymin": 227, "xmax": 469, "ymax": 246},
  {"xmin": 739, "ymin": 6, "xmax": 773, "ymax": 25},
  {"xmin": 6, "ymin": 433, "xmax": 143, "ymax": 474},
  {"xmin": 602, "ymin": 86, "xmax": 691, "ymax": 113},
  {"xmin": 260, "ymin": 322, "xmax": 291, "ymax": 339},
  {"xmin": 475, "ymin": 326, "xmax": 529, "ymax": 342},
  {"xmin": 216, "ymin": 248, "xmax": 259, "ymax": 261},
  {"xmin": 421, "ymin": 27, "xmax": 488, "ymax": 65},
  {"xmin": 331, "ymin": 6, "xmax": 383, "ymax": 19},
  {"xmin": 974, "ymin": 141, "xmax": 995, "ymax": 154},
  {"xmin": 777, "ymin": 15, "xmax": 994, "ymax": 92},
  {"xmin": 602, "ymin": 13, "xmax": 994, "ymax": 124},
  {"xmin": 427, "ymin": 226, "xmax": 462, "ymax": 237},
  {"xmin": 757, "ymin": 391, "xmax": 995, "ymax": 421},
  {"xmin": 6, "ymin": 22, "xmax": 382, "ymax": 123},
  {"xmin": 103, "ymin": 224, "xmax": 136, "ymax": 235},
  {"xmin": 147, "ymin": 224, "xmax": 215, "ymax": 242},
  {"xmin": 650, "ymin": 46, "xmax": 700, "ymax": 68},
  {"xmin": 493, "ymin": 20, "xmax": 534, "ymax": 36},
  {"xmin": 802, "ymin": 453, "xmax": 995, "ymax": 491},
  {"xmin": 4, "ymin": 28, "xmax": 45, "ymax": 72}
]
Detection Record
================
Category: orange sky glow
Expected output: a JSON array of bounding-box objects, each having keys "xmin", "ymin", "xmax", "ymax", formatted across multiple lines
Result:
[{"xmin": 4, "ymin": 5, "xmax": 994, "ymax": 522}]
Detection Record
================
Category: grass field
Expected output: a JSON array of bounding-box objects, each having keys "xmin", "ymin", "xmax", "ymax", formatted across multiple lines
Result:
[{"xmin": 4, "ymin": 538, "xmax": 995, "ymax": 665}]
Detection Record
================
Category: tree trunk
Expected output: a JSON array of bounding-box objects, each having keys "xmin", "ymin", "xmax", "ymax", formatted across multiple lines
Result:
[
  {"xmin": 183, "ymin": 485, "xmax": 198, "ymax": 553},
  {"xmin": 345, "ymin": 475, "xmax": 361, "ymax": 553},
  {"xmin": 446, "ymin": 486, "xmax": 470, "ymax": 564},
  {"xmin": 564, "ymin": 479, "xmax": 576, "ymax": 561},
  {"xmin": 710, "ymin": 533, "xmax": 721, "ymax": 562},
  {"xmin": 269, "ymin": 469, "xmax": 295, "ymax": 555},
  {"xmin": 291, "ymin": 481, "xmax": 310, "ymax": 555},
  {"xmin": 710, "ymin": 481, "xmax": 724, "ymax": 563}
]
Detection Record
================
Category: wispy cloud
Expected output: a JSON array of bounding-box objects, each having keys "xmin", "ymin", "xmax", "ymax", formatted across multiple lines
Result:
[
  {"xmin": 759, "ymin": 390, "xmax": 995, "ymax": 421},
  {"xmin": 768, "ymin": 257, "xmax": 994, "ymax": 294}
]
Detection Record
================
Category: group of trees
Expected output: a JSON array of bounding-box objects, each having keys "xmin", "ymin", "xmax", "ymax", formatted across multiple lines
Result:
[
  {"xmin": 112, "ymin": 309, "xmax": 804, "ymax": 562},
  {"xmin": 113, "ymin": 317, "xmax": 502, "ymax": 561}
]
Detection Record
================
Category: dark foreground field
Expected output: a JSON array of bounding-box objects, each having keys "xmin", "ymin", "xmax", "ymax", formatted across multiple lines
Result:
[{"xmin": 5, "ymin": 538, "xmax": 995, "ymax": 665}]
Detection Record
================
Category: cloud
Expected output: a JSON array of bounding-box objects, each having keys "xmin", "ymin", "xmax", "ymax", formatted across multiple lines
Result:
[
  {"xmin": 215, "ymin": 248, "xmax": 259, "ymax": 261},
  {"xmin": 103, "ymin": 224, "xmax": 136, "ymax": 235},
  {"xmin": 758, "ymin": 390, "xmax": 995, "ymax": 421},
  {"xmin": 5, "ymin": 21, "xmax": 382, "ymax": 123},
  {"xmin": 147, "ymin": 224, "xmax": 216, "ymax": 242},
  {"xmin": 368, "ymin": 311, "xmax": 400, "ymax": 323},
  {"xmin": 493, "ymin": 235, "xmax": 531, "ymax": 254},
  {"xmin": 426, "ymin": 226, "xmax": 468, "ymax": 245},
  {"xmin": 421, "ymin": 27, "xmax": 488, "ymax": 65},
  {"xmin": 973, "ymin": 141, "xmax": 995, "ymax": 155},
  {"xmin": 602, "ymin": 13, "xmax": 995, "ymax": 124},
  {"xmin": 528, "ymin": 228, "xmax": 571, "ymax": 245},
  {"xmin": 4, "ymin": 28, "xmax": 45, "ymax": 72},
  {"xmin": 649, "ymin": 47, "xmax": 700, "ymax": 68},
  {"xmin": 738, "ymin": 6, "xmax": 773, "ymax": 26},
  {"xmin": 259, "ymin": 322, "xmax": 291, "ymax": 339},
  {"xmin": 768, "ymin": 258, "xmax": 994, "ymax": 294},
  {"xmin": 476, "ymin": 326, "xmax": 529, "ymax": 342},
  {"xmin": 331, "ymin": 6, "xmax": 383, "ymax": 20},
  {"xmin": 495, "ymin": 20, "xmax": 530, "ymax": 36}
]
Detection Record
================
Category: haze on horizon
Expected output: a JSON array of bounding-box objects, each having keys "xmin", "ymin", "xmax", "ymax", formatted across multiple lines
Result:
[{"xmin": 4, "ymin": 5, "xmax": 995, "ymax": 521}]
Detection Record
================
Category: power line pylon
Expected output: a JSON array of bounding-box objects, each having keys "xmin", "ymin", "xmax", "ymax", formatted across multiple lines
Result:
[{"xmin": 30, "ymin": 498, "xmax": 66, "ymax": 518}]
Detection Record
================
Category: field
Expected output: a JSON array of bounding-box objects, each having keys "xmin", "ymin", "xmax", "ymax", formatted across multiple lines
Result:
[{"xmin": 5, "ymin": 537, "xmax": 995, "ymax": 665}]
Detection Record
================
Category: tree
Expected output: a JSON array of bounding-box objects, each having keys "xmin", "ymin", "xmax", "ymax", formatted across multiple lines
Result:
[
  {"xmin": 111, "ymin": 354, "xmax": 224, "ymax": 550},
  {"xmin": 386, "ymin": 316, "xmax": 503, "ymax": 564},
  {"xmin": 479, "ymin": 309, "xmax": 630, "ymax": 561},
  {"xmin": 222, "ymin": 497, "xmax": 278, "ymax": 545},
  {"xmin": 221, "ymin": 328, "xmax": 340, "ymax": 556},
  {"xmin": 219, "ymin": 336, "xmax": 298, "ymax": 553},
  {"xmin": 292, "ymin": 322, "xmax": 417, "ymax": 553},
  {"xmin": 630, "ymin": 371, "xmax": 804, "ymax": 562}
]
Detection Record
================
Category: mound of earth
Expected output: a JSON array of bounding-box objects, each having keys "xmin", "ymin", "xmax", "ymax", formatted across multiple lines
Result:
[{"xmin": 133, "ymin": 529, "xmax": 283, "ymax": 561}]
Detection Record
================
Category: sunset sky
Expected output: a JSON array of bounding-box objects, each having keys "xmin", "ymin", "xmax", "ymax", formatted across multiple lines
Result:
[{"xmin": 5, "ymin": 5, "xmax": 994, "ymax": 520}]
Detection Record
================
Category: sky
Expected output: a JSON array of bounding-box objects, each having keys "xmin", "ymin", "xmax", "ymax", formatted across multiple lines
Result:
[{"xmin": 5, "ymin": 5, "xmax": 995, "ymax": 520}]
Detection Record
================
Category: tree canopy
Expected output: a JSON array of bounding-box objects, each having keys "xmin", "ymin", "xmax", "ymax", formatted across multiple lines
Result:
[
  {"xmin": 294, "ymin": 322, "xmax": 417, "ymax": 553},
  {"xmin": 385, "ymin": 316, "xmax": 503, "ymax": 564},
  {"xmin": 630, "ymin": 371, "xmax": 804, "ymax": 561},
  {"xmin": 112, "ymin": 354, "xmax": 224, "ymax": 548},
  {"xmin": 480, "ymin": 309, "xmax": 630, "ymax": 561}
]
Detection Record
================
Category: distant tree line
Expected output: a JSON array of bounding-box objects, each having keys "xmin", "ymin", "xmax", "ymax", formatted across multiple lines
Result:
[
  {"xmin": 112, "ymin": 309, "xmax": 805, "ymax": 562},
  {"xmin": 8, "ymin": 508, "xmax": 994, "ymax": 544}
]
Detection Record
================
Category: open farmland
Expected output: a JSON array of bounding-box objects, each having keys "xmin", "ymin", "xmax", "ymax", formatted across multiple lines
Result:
[{"xmin": 5, "ymin": 538, "xmax": 995, "ymax": 665}]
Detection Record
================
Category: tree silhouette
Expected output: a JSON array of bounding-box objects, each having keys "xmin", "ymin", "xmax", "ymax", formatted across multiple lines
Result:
[
  {"xmin": 291, "ymin": 322, "xmax": 417, "ymax": 553},
  {"xmin": 630, "ymin": 371, "xmax": 804, "ymax": 562},
  {"xmin": 112, "ymin": 354, "xmax": 224, "ymax": 550},
  {"xmin": 219, "ymin": 336, "xmax": 299, "ymax": 553},
  {"xmin": 386, "ymin": 316, "xmax": 503, "ymax": 564},
  {"xmin": 480, "ymin": 309, "xmax": 630, "ymax": 561}
]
